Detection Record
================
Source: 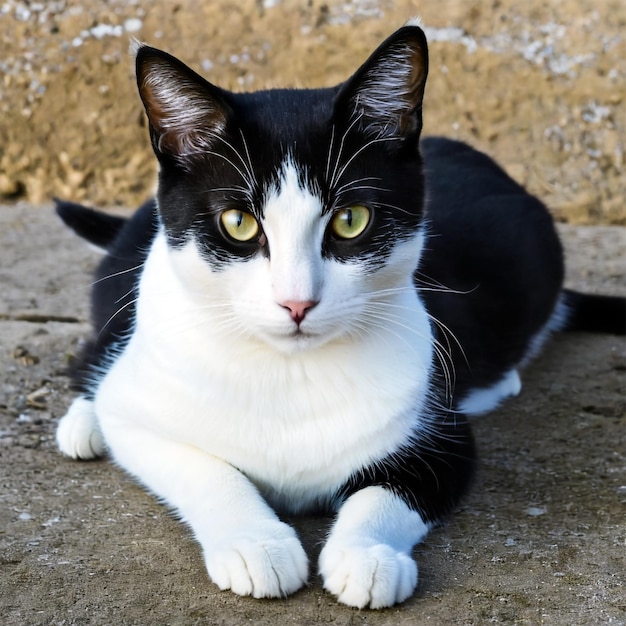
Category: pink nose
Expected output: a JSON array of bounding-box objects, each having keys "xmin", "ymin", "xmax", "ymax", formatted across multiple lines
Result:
[{"xmin": 280, "ymin": 300, "xmax": 318, "ymax": 325}]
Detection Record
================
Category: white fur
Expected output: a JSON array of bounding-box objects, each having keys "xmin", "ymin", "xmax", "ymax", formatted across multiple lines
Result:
[
  {"xmin": 56, "ymin": 396, "xmax": 104, "ymax": 459},
  {"xmin": 139, "ymin": 55, "xmax": 226, "ymax": 161},
  {"xmin": 521, "ymin": 292, "xmax": 570, "ymax": 366},
  {"xmin": 101, "ymin": 423, "xmax": 309, "ymax": 598},
  {"xmin": 58, "ymin": 158, "xmax": 434, "ymax": 601},
  {"xmin": 404, "ymin": 17, "xmax": 424, "ymax": 28},
  {"xmin": 351, "ymin": 22, "xmax": 425, "ymax": 138},
  {"xmin": 259, "ymin": 160, "xmax": 326, "ymax": 306},
  {"xmin": 459, "ymin": 368, "xmax": 522, "ymax": 416},
  {"xmin": 319, "ymin": 486, "xmax": 430, "ymax": 608},
  {"xmin": 353, "ymin": 45, "xmax": 418, "ymax": 137},
  {"xmin": 459, "ymin": 294, "xmax": 570, "ymax": 417}
]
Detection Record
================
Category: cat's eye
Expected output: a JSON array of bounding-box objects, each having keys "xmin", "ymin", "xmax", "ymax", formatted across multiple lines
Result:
[
  {"xmin": 330, "ymin": 206, "xmax": 370, "ymax": 239},
  {"xmin": 220, "ymin": 209, "xmax": 260, "ymax": 242}
]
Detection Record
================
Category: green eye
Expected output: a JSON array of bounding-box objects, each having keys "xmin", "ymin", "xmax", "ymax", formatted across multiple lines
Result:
[
  {"xmin": 330, "ymin": 206, "xmax": 370, "ymax": 239},
  {"xmin": 220, "ymin": 209, "xmax": 259, "ymax": 242}
]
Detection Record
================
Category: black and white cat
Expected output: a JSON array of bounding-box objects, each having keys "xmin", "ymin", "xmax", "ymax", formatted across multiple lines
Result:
[{"xmin": 55, "ymin": 23, "xmax": 625, "ymax": 609}]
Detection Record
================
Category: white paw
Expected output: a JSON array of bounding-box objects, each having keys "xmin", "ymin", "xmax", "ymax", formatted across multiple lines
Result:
[
  {"xmin": 319, "ymin": 541, "xmax": 418, "ymax": 609},
  {"xmin": 56, "ymin": 396, "xmax": 105, "ymax": 459},
  {"xmin": 203, "ymin": 522, "xmax": 309, "ymax": 598}
]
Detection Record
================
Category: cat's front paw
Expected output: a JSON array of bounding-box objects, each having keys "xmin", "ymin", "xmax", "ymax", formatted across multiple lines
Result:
[
  {"xmin": 319, "ymin": 540, "xmax": 418, "ymax": 609},
  {"xmin": 203, "ymin": 522, "xmax": 309, "ymax": 599},
  {"xmin": 56, "ymin": 396, "xmax": 105, "ymax": 460}
]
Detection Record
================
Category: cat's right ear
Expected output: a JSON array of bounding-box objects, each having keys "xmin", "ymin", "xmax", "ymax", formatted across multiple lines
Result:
[{"xmin": 135, "ymin": 45, "xmax": 232, "ymax": 166}]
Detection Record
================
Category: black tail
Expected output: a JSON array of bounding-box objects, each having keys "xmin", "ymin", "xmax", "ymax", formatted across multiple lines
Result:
[
  {"xmin": 54, "ymin": 198, "xmax": 127, "ymax": 251},
  {"xmin": 563, "ymin": 289, "xmax": 626, "ymax": 335}
]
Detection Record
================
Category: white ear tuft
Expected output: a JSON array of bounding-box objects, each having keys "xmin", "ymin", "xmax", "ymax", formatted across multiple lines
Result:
[
  {"xmin": 336, "ymin": 26, "xmax": 428, "ymax": 141},
  {"xmin": 404, "ymin": 16, "xmax": 424, "ymax": 28},
  {"xmin": 129, "ymin": 37, "xmax": 145, "ymax": 58},
  {"xmin": 136, "ymin": 47, "xmax": 230, "ymax": 165}
]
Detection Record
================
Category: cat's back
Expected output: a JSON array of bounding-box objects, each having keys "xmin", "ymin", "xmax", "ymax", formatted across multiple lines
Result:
[
  {"xmin": 419, "ymin": 136, "xmax": 562, "ymax": 298},
  {"xmin": 418, "ymin": 137, "xmax": 564, "ymax": 396}
]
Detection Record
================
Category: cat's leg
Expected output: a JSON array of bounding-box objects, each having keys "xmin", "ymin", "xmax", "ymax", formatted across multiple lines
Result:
[
  {"xmin": 56, "ymin": 396, "xmax": 105, "ymax": 459},
  {"xmin": 320, "ymin": 413, "xmax": 474, "ymax": 608},
  {"xmin": 101, "ymin": 423, "xmax": 309, "ymax": 598},
  {"xmin": 319, "ymin": 486, "xmax": 429, "ymax": 609}
]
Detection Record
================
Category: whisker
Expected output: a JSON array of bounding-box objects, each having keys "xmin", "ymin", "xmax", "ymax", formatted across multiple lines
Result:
[
  {"xmin": 365, "ymin": 296, "xmax": 467, "ymax": 368},
  {"xmin": 332, "ymin": 135, "xmax": 398, "ymax": 189},
  {"xmin": 414, "ymin": 270, "xmax": 478, "ymax": 296},
  {"xmin": 373, "ymin": 200, "xmax": 419, "ymax": 217},
  {"xmin": 329, "ymin": 113, "xmax": 363, "ymax": 189},
  {"xmin": 333, "ymin": 176, "xmax": 386, "ymax": 197},
  {"xmin": 205, "ymin": 150, "xmax": 253, "ymax": 193},
  {"xmin": 324, "ymin": 124, "xmax": 337, "ymax": 185},
  {"xmin": 238, "ymin": 129, "xmax": 258, "ymax": 189},
  {"xmin": 208, "ymin": 186, "xmax": 252, "ymax": 195},
  {"xmin": 426, "ymin": 313, "xmax": 470, "ymax": 371},
  {"xmin": 114, "ymin": 287, "xmax": 136, "ymax": 305},
  {"xmin": 96, "ymin": 297, "xmax": 139, "ymax": 341},
  {"xmin": 213, "ymin": 134, "xmax": 256, "ymax": 191},
  {"xmin": 359, "ymin": 305, "xmax": 456, "ymax": 402},
  {"xmin": 367, "ymin": 299, "xmax": 463, "ymax": 394},
  {"xmin": 91, "ymin": 264, "xmax": 144, "ymax": 286}
]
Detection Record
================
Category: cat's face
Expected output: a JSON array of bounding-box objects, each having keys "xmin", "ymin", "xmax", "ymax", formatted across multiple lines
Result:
[{"xmin": 136, "ymin": 26, "xmax": 429, "ymax": 353}]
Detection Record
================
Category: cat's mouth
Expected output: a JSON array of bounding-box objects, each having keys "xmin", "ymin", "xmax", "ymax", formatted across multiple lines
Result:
[
  {"xmin": 291, "ymin": 328, "xmax": 314, "ymax": 339},
  {"xmin": 261, "ymin": 325, "xmax": 329, "ymax": 353},
  {"xmin": 286, "ymin": 327, "xmax": 317, "ymax": 342}
]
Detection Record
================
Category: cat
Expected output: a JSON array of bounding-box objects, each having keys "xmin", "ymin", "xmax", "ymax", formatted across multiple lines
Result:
[{"xmin": 54, "ymin": 23, "xmax": 626, "ymax": 609}]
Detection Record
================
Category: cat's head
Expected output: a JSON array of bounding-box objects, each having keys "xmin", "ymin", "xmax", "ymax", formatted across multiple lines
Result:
[{"xmin": 136, "ymin": 25, "xmax": 429, "ymax": 353}]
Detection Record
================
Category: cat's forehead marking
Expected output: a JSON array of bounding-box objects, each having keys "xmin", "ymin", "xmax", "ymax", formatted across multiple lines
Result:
[
  {"xmin": 262, "ymin": 158, "xmax": 325, "ymax": 230},
  {"xmin": 261, "ymin": 157, "xmax": 326, "ymax": 302}
]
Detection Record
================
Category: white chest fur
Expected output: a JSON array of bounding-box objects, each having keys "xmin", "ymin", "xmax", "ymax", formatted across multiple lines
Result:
[{"xmin": 95, "ymin": 232, "xmax": 434, "ymax": 512}]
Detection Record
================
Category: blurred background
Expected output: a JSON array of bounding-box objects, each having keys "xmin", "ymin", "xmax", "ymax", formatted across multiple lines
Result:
[{"xmin": 1, "ymin": 0, "xmax": 624, "ymax": 224}]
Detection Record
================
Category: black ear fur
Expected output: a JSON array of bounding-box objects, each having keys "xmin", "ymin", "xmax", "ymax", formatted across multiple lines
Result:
[
  {"xmin": 334, "ymin": 25, "xmax": 429, "ymax": 141},
  {"xmin": 135, "ymin": 46, "xmax": 233, "ymax": 165}
]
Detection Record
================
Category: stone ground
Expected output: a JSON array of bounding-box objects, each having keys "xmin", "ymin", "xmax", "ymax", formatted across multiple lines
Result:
[{"xmin": 1, "ymin": 0, "xmax": 626, "ymax": 624}]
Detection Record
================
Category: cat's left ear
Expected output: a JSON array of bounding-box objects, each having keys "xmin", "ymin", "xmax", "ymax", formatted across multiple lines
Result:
[
  {"xmin": 135, "ymin": 44, "xmax": 232, "ymax": 166},
  {"xmin": 334, "ymin": 24, "xmax": 428, "ymax": 142}
]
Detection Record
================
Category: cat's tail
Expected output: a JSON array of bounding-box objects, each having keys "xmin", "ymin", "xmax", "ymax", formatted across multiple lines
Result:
[
  {"xmin": 54, "ymin": 198, "xmax": 127, "ymax": 251},
  {"xmin": 561, "ymin": 289, "xmax": 626, "ymax": 335}
]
